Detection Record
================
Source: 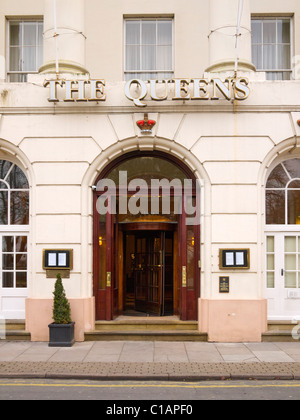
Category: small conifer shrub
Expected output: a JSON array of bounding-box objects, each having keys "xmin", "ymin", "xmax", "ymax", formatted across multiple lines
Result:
[{"xmin": 52, "ymin": 273, "xmax": 72, "ymax": 324}]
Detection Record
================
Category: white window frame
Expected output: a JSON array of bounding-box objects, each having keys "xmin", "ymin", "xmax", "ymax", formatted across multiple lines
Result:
[
  {"xmin": 265, "ymin": 159, "xmax": 300, "ymax": 226},
  {"xmin": 124, "ymin": 18, "xmax": 174, "ymax": 81},
  {"xmin": 251, "ymin": 16, "xmax": 293, "ymax": 80},
  {"xmin": 6, "ymin": 18, "xmax": 43, "ymax": 83}
]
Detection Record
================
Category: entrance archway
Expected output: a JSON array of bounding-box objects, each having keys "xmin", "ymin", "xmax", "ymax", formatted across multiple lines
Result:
[{"xmin": 93, "ymin": 151, "xmax": 200, "ymax": 321}]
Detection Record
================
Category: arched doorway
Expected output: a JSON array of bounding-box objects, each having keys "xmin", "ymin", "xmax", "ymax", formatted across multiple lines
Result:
[{"xmin": 93, "ymin": 151, "xmax": 200, "ymax": 321}]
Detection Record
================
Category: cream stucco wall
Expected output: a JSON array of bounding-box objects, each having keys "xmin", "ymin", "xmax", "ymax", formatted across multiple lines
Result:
[{"xmin": 0, "ymin": 0, "xmax": 300, "ymax": 341}]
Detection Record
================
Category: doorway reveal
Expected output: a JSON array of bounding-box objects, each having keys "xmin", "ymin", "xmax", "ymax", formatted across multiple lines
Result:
[{"xmin": 93, "ymin": 151, "xmax": 200, "ymax": 321}]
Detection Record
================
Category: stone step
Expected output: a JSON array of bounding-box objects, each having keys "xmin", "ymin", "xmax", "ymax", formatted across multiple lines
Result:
[
  {"xmin": 262, "ymin": 321, "xmax": 300, "ymax": 342},
  {"xmin": 4, "ymin": 330, "xmax": 31, "ymax": 341},
  {"xmin": 0, "ymin": 321, "xmax": 31, "ymax": 341},
  {"xmin": 262, "ymin": 330, "xmax": 298, "ymax": 342},
  {"xmin": 267, "ymin": 321, "xmax": 299, "ymax": 332},
  {"xmin": 4, "ymin": 320, "xmax": 26, "ymax": 331},
  {"xmin": 94, "ymin": 318, "xmax": 198, "ymax": 332},
  {"xmin": 85, "ymin": 330, "xmax": 208, "ymax": 342}
]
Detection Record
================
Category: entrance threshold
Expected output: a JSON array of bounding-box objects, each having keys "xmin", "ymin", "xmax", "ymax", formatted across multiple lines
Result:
[{"xmin": 115, "ymin": 314, "xmax": 181, "ymax": 322}]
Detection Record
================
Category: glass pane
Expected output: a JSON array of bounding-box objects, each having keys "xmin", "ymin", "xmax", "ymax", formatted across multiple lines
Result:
[
  {"xmin": 266, "ymin": 71, "xmax": 278, "ymax": 80},
  {"xmin": 285, "ymin": 236, "xmax": 296, "ymax": 252},
  {"xmin": 142, "ymin": 21, "xmax": 156, "ymax": 45},
  {"xmin": 157, "ymin": 46, "xmax": 172, "ymax": 70},
  {"xmin": 266, "ymin": 190, "xmax": 285, "ymax": 224},
  {"xmin": 2, "ymin": 254, "xmax": 14, "ymax": 270},
  {"xmin": 8, "ymin": 73, "xmax": 25, "ymax": 83},
  {"xmin": 7, "ymin": 165, "xmax": 29, "ymax": 189},
  {"xmin": 251, "ymin": 20, "xmax": 262, "ymax": 44},
  {"xmin": 38, "ymin": 23, "xmax": 44, "ymax": 46},
  {"xmin": 267, "ymin": 272, "xmax": 275, "ymax": 288},
  {"xmin": 252, "ymin": 45, "xmax": 262, "ymax": 69},
  {"xmin": 267, "ymin": 236, "xmax": 274, "ymax": 252},
  {"xmin": 282, "ymin": 71, "xmax": 291, "ymax": 81},
  {"xmin": 0, "ymin": 191, "xmax": 8, "ymax": 225},
  {"xmin": 16, "ymin": 254, "xmax": 27, "ymax": 270},
  {"xmin": 23, "ymin": 46, "xmax": 36, "ymax": 71},
  {"xmin": 125, "ymin": 45, "xmax": 140, "ymax": 71},
  {"xmin": 277, "ymin": 19, "xmax": 290, "ymax": 43},
  {"xmin": 10, "ymin": 22, "xmax": 21, "ymax": 46},
  {"xmin": 2, "ymin": 236, "xmax": 14, "ymax": 252},
  {"xmin": 285, "ymin": 272, "xmax": 296, "ymax": 288},
  {"xmin": 283, "ymin": 159, "xmax": 300, "ymax": 180},
  {"xmin": 263, "ymin": 20, "xmax": 276, "ymax": 43},
  {"xmin": 266, "ymin": 164, "xmax": 289, "ymax": 188},
  {"xmin": 126, "ymin": 21, "xmax": 140, "ymax": 45},
  {"xmin": 2, "ymin": 272, "xmax": 13, "ymax": 288},
  {"xmin": 277, "ymin": 45, "xmax": 290, "ymax": 69},
  {"xmin": 157, "ymin": 72, "xmax": 173, "ymax": 80},
  {"xmin": 23, "ymin": 23, "xmax": 36, "ymax": 45},
  {"xmin": 157, "ymin": 21, "xmax": 172, "ymax": 45},
  {"xmin": 10, "ymin": 191, "xmax": 29, "ymax": 225},
  {"xmin": 267, "ymin": 254, "xmax": 274, "ymax": 270},
  {"xmin": 16, "ymin": 236, "xmax": 27, "ymax": 253},
  {"xmin": 263, "ymin": 44, "xmax": 276, "ymax": 69},
  {"xmin": 107, "ymin": 157, "xmax": 188, "ymax": 184},
  {"xmin": 288, "ymin": 190, "xmax": 300, "ymax": 225},
  {"xmin": 0, "ymin": 161, "xmax": 13, "ymax": 180},
  {"xmin": 289, "ymin": 180, "xmax": 300, "ymax": 188},
  {"xmin": 142, "ymin": 45, "xmax": 156, "ymax": 70},
  {"xmin": 37, "ymin": 46, "xmax": 43, "ymax": 69},
  {"xmin": 285, "ymin": 254, "xmax": 296, "ymax": 270},
  {"xmin": 16, "ymin": 272, "xmax": 27, "ymax": 288},
  {"xmin": 9, "ymin": 47, "xmax": 21, "ymax": 71}
]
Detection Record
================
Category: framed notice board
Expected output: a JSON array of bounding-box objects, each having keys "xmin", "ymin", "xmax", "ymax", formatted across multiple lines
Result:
[
  {"xmin": 43, "ymin": 249, "xmax": 73, "ymax": 270},
  {"xmin": 219, "ymin": 249, "xmax": 250, "ymax": 269}
]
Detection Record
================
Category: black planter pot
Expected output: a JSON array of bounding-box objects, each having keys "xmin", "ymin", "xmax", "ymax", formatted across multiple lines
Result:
[{"xmin": 48, "ymin": 322, "xmax": 75, "ymax": 347}]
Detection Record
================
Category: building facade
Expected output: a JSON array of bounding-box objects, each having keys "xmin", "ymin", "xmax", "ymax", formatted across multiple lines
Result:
[{"xmin": 0, "ymin": 0, "xmax": 299, "ymax": 342}]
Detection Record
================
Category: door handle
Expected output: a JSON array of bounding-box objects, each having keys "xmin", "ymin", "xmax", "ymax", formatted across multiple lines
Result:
[{"xmin": 281, "ymin": 269, "xmax": 284, "ymax": 276}]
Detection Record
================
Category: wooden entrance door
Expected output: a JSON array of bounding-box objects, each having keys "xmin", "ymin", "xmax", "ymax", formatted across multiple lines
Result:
[{"xmin": 134, "ymin": 231, "xmax": 165, "ymax": 315}]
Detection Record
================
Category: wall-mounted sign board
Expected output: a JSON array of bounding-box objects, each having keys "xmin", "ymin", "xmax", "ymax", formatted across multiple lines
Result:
[
  {"xmin": 219, "ymin": 249, "xmax": 250, "ymax": 269},
  {"xmin": 219, "ymin": 276, "xmax": 230, "ymax": 293},
  {"xmin": 43, "ymin": 250, "xmax": 73, "ymax": 270}
]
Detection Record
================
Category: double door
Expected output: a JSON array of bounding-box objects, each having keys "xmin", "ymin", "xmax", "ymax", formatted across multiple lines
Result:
[
  {"xmin": 266, "ymin": 232, "xmax": 300, "ymax": 320},
  {"xmin": 133, "ymin": 231, "xmax": 172, "ymax": 316}
]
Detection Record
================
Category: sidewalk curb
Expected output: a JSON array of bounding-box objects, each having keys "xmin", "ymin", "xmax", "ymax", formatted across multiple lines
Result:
[{"xmin": 0, "ymin": 365, "xmax": 300, "ymax": 381}]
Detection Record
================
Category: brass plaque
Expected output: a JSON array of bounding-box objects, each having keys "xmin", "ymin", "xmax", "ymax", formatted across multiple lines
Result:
[
  {"xmin": 182, "ymin": 266, "xmax": 187, "ymax": 287},
  {"xmin": 106, "ymin": 272, "xmax": 111, "ymax": 287},
  {"xmin": 219, "ymin": 276, "xmax": 230, "ymax": 293}
]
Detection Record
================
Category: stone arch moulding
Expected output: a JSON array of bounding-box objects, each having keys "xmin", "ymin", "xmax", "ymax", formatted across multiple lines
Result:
[
  {"xmin": 0, "ymin": 138, "xmax": 35, "ymax": 188},
  {"xmin": 82, "ymin": 136, "xmax": 211, "ymax": 192},
  {"xmin": 259, "ymin": 136, "xmax": 300, "ymax": 188},
  {"xmin": 81, "ymin": 135, "xmax": 213, "ymax": 301}
]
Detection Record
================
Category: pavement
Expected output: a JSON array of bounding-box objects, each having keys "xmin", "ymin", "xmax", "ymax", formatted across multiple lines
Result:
[{"xmin": 0, "ymin": 340, "xmax": 300, "ymax": 381}]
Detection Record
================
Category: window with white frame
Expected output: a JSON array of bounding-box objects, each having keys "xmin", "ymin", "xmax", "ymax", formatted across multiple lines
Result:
[
  {"xmin": 251, "ymin": 17, "xmax": 292, "ymax": 80},
  {"xmin": 7, "ymin": 19, "xmax": 43, "ymax": 82},
  {"xmin": 266, "ymin": 159, "xmax": 300, "ymax": 225},
  {"xmin": 0, "ymin": 160, "xmax": 29, "ymax": 290},
  {"xmin": 124, "ymin": 18, "xmax": 173, "ymax": 81}
]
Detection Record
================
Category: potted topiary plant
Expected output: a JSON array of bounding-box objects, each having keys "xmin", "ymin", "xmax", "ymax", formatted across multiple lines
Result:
[{"xmin": 48, "ymin": 273, "xmax": 75, "ymax": 347}]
